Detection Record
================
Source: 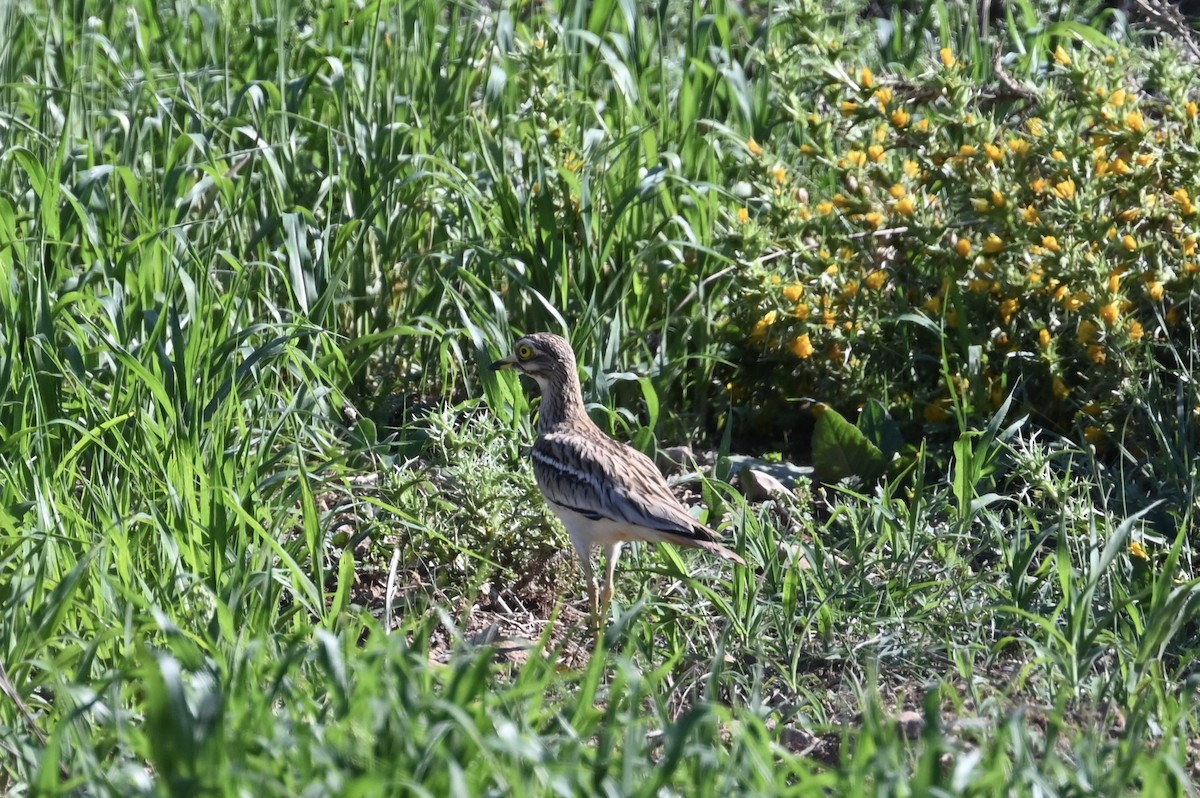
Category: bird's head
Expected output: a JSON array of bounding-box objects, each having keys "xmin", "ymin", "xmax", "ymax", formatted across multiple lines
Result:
[{"xmin": 490, "ymin": 332, "xmax": 577, "ymax": 393}]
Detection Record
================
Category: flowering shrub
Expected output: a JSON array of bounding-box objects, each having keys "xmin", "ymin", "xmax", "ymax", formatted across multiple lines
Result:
[{"xmin": 721, "ymin": 38, "xmax": 1200, "ymax": 449}]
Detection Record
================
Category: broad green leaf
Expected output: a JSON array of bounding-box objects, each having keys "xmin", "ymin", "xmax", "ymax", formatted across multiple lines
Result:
[
  {"xmin": 856, "ymin": 399, "xmax": 904, "ymax": 459},
  {"xmin": 812, "ymin": 404, "xmax": 885, "ymax": 483}
]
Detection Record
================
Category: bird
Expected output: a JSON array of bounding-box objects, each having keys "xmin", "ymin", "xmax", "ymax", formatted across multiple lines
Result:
[{"xmin": 490, "ymin": 332, "xmax": 745, "ymax": 631}]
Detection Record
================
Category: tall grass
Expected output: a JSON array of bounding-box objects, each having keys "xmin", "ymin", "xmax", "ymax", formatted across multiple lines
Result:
[{"xmin": 1, "ymin": 0, "xmax": 1198, "ymax": 794}]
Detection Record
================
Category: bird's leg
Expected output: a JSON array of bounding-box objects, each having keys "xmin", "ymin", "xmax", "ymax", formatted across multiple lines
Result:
[
  {"xmin": 571, "ymin": 536, "xmax": 599, "ymax": 633},
  {"xmin": 600, "ymin": 542, "xmax": 623, "ymax": 621}
]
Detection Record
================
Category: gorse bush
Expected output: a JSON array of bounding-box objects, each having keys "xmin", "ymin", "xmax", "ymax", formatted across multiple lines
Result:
[
  {"xmin": 722, "ymin": 28, "xmax": 1200, "ymax": 455},
  {"xmin": 2, "ymin": 0, "xmax": 1199, "ymax": 794}
]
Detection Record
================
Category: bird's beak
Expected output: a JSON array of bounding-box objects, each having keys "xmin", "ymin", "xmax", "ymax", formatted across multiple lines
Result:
[{"xmin": 490, "ymin": 355, "xmax": 515, "ymax": 371}]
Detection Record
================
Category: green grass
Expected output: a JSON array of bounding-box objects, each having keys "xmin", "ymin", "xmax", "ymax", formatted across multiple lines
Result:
[{"xmin": 2, "ymin": 0, "xmax": 1198, "ymax": 794}]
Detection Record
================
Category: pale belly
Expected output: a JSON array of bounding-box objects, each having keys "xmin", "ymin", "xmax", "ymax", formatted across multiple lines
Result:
[{"xmin": 546, "ymin": 501, "xmax": 672, "ymax": 547}]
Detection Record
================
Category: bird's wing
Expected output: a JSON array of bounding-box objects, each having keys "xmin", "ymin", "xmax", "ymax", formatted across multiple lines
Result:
[{"xmin": 531, "ymin": 430, "xmax": 718, "ymax": 544}]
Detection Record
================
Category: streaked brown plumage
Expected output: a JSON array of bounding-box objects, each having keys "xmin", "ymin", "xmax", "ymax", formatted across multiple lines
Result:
[{"xmin": 490, "ymin": 332, "xmax": 744, "ymax": 629}]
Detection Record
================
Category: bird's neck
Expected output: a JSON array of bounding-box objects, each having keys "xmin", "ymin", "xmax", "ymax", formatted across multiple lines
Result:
[{"xmin": 536, "ymin": 368, "xmax": 594, "ymax": 434}]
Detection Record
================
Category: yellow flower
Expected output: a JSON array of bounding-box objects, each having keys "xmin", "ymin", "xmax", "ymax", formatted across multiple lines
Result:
[
  {"xmin": 840, "ymin": 101, "xmax": 859, "ymax": 116},
  {"xmin": 1188, "ymin": 101, "xmax": 1199, "ymax": 119},
  {"xmin": 1129, "ymin": 320, "xmax": 1144, "ymax": 340},
  {"xmin": 1039, "ymin": 328, "xmax": 1052, "ymax": 349},
  {"xmin": 783, "ymin": 282, "xmax": 804, "ymax": 302},
  {"xmin": 1112, "ymin": 157, "xmax": 1132, "ymax": 175},
  {"xmin": 891, "ymin": 108, "xmax": 909, "ymax": 128},
  {"xmin": 991, "ymin": 190, "xmax": 1006, "ymax": 208},
  {"xmin": 1136, "ymin": 153, "xmax": 1155, "ymax": 167},
  {"xmin": 789, "ymin": 333, "xmax": 814, "ymax": 359},
  {"xmin": 940, "ymin": 47, "xmax": 956, "ymax": 67},
  {"xmin": 860, "ymin": 67, "xmax": 874, "ymax": 88},
  {"xmin": 865, "ymin": 270, "xmax": 888, "ymax": 290},
  {"xmin": 1052, "ymin": 44, "xmax": 1070, "ymax": 65},
  {"xmin": 1129, "ymin": 541, "xmax": 1148, "ymax": 560},
  {"xmin": 1124, "ymin": 111, "xmax": 1145, "ymax": 133},
  {"xmin": 1109, "ymin": 88, "xmax": 1127, "ymax": 107},
  {"xmin": 1084, "ymin": 425, "xmax": 1105, "ymax": 444},
  {"xmin": 983, "ymin": 234, "xmax": 1004, "ymax": 254},
  {"xmin": 1031, "ymin": 177, "xmax": 1048, "ymax": 194},
  {"xmin": 888, "ymin": 183, "xmax": 906, "ymax": 199},
  {"xmin": 955, "ymin": 239, "xmax": 972, "ymax": 257},
  {"xmin": 1009, "ymin": 138, "xmax": 1031, "ymax": 156},
  {"xmin": 866, "ymin": 144, "xmax": 884, "ymax": 162},
  {"xmin": 1052, "ymin": 149, "xmax": 1066, "ymax": 162},
  {"xmin": 984, "ymin": 143, "xmax": 1003, "ymax": 162},
  {"xmin": 874, "ymin": 88, "xmax": 894, "ymax": 110},
  {"xmin": 1053, "ymin": 376, "xmax": 1070, "ymax": 399},
  {"xmin": 1054, "ymin": 179, "xmax": 1076, "ymax": 200},
  {"xmin": 1077, "ymin": 320, "xmax": 1099, "ymax": 343},
  {"xmin": 1148, "ymin": 281, "xmax": 1164, "ymax": 300},
  {"xmin": 1119, "ymin": 208, "xmax": 1140, "ymax": 222},
  {"xmin": 1122, "ymin": 234, "xmax": 1137, "ymax": 251},
  {"xmin": 1063, "ymin": 291, "xmax": 1086, "ymax": 312},
  {"xmin": 800, "ymin": 144, "xmax": 817, "ymax": 155},
  {"xmin": 1100, "ymin": 302, "xmax": 1120, "ymax": 325},
  {"xmin": 738, "ymin": 207, "xmax": 750, "ymax": 224},
  {"xmin": 959, "ymin": 144, "xmax": 978, "ymax": 157},
  {"xmin": 864, "ymin": 211, "xmax": 883, "ymax": 228},
  {"xmin": 904, "ymin": 160, "xmax": 921, "ymax": 178},
  {"xmin": 1088, "ymin": 344, "xmax": 1107, "ymax": 364},
  {"xmin": 896, "ymin": 195, "xmax": 916, "ymax": 217},
  {"xmin": 915, "ymin": 118, "xmax": 930, "ymax": 134},
  {"xmin": 1000, "ymin": 298, "xmax": 1019, "ymax": 324},
  {"xmin": 817, "ymin": 201, "xmax": 834, "ymax": 215},
  {"xmin": 972, "ymin": 197, "xmax": 991, "ymax": 212},
  {"xmin": 1023, "ymin": 205, "xmax": 1040, "ymax": 224},
  {"xmin": 773, "ymin": 166, "xmax": 787, "ymax": 185},
  {"xmin": 924, "ymin": 402, "xmax": 949, "ymax": 423},
  {"xmin": 847, "ymin": 149, "xmax": 867, "ymax": 168},
  {"xmin": 1027, "ymin": 118, "xmax": 1045, "ymax": 137},
  {"xmin": 1042, "ymin": 235, "xmax": 1061, "ymax": 252},
  {"xmin": 749, "ymin": 310, "xmax": 778, "ymax": 342},
  {"xmin": 747, "ymin": 138, "xmax": 763, "ymax": 157}
]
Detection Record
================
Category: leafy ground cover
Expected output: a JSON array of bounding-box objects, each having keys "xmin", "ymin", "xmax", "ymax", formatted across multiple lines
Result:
[{"xmin": 1, "ymin": 0, "xmax": 1198, "ymax": 794}]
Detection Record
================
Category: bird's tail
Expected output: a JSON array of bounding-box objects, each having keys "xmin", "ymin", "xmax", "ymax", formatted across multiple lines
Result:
[{"xmin": 694, "ymin": 538, "xmax": 747, "ymax": 566}]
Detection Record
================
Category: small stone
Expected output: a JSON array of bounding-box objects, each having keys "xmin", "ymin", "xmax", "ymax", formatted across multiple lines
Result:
[
  {"xmin": 742, "ymin": 467, "xmax": 792, "ymax": 502},
  {"xmin": 898, "ymin": 710, "xmax": 925, "ymax": 739},
  {"xmin": 657, "ymin": 445, "xmax": 697, "ymax": 474}
]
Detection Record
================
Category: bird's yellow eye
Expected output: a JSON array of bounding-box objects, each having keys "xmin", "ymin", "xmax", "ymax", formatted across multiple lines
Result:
[{"xmin": 516, "ymin": 343, "xmax": 535, "ymax": 360}]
